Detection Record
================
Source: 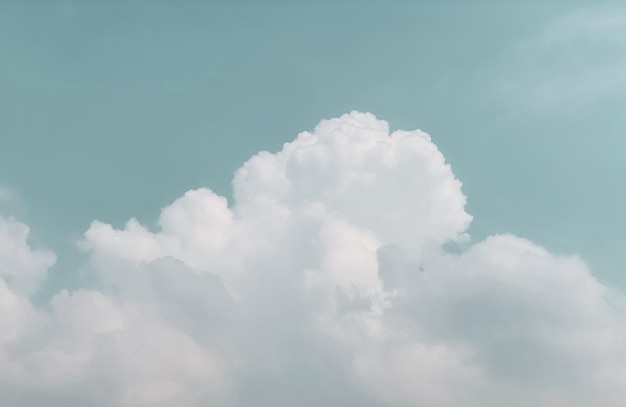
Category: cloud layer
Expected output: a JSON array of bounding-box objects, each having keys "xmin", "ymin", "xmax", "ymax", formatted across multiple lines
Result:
[{"xmin": 1, "ymin": 112, "xmax": 625, "ymax": 406}]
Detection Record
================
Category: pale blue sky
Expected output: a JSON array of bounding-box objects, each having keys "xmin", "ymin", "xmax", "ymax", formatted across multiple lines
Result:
[{"xmin": 1, "ymin": 1, "xmax": 624, "ymax": 292}]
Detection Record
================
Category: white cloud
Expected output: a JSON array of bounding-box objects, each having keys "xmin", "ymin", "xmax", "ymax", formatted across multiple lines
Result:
[
  {"xmin": 0, "ymin": 217, "xmax": 56, "ymax": 297},
  {"xmin": 1, "ymin": 112, "xmax": 625, "ymax": 406}
]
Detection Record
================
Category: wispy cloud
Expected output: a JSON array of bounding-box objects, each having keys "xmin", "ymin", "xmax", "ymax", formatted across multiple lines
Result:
[
  {"xmin": 536, "ymin": 8, "xmax": 626, "ymax": 44},
  {"xmin": 0, "ymin": 185, "xmax": 20, "ymax": 206},
  {"xmin": 495, "ymin": 6, "xmax": 626, "ymax": 110},
  {"xmin": 0, "ymin": 186, "xmax": 13, "ymax": 202}
]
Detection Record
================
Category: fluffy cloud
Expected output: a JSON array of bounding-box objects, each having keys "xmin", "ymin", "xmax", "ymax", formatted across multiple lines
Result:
[
  {"xmin": 0, "ymin": 217, "xmax": 56, "ymax": 297},
  {"xmin": 1, "ymin": 112, "xmax": 625, "ymax": 406}
]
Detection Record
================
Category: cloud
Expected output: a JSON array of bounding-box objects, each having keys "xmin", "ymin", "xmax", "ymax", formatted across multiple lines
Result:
[
  {"xmin": 0, "ymin": 187, "xmax": 13, "ymax": 202},
  {"xmin": 495, "ymin": 6, "xmax": 626, "ymax": 110},
  {"xmin": 1, "ymin": 112, "xmax": 625, "ymax": 406},
  {"xmin": 0, "ymin": 217, "xmax": 56, "ymax": 297}
]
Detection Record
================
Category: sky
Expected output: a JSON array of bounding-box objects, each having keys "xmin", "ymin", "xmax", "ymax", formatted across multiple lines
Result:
[{"xmin": 1, "ymin": 2, "xmax": 625, "ymax": 406}]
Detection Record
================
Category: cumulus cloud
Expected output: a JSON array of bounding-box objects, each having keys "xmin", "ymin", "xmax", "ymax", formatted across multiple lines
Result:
[
  {"xmin": 0, "ymin": 217, "xmax": 56, "ymax": 297},
  {"xmin": 1, "ymin": 112, "xmax": 625, "ymax": 406}
]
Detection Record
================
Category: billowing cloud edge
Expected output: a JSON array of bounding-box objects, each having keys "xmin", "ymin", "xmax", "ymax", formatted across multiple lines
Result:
[{"xmin": 1, "ymin": 112, "xmax": 624, "ymax": 407}]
